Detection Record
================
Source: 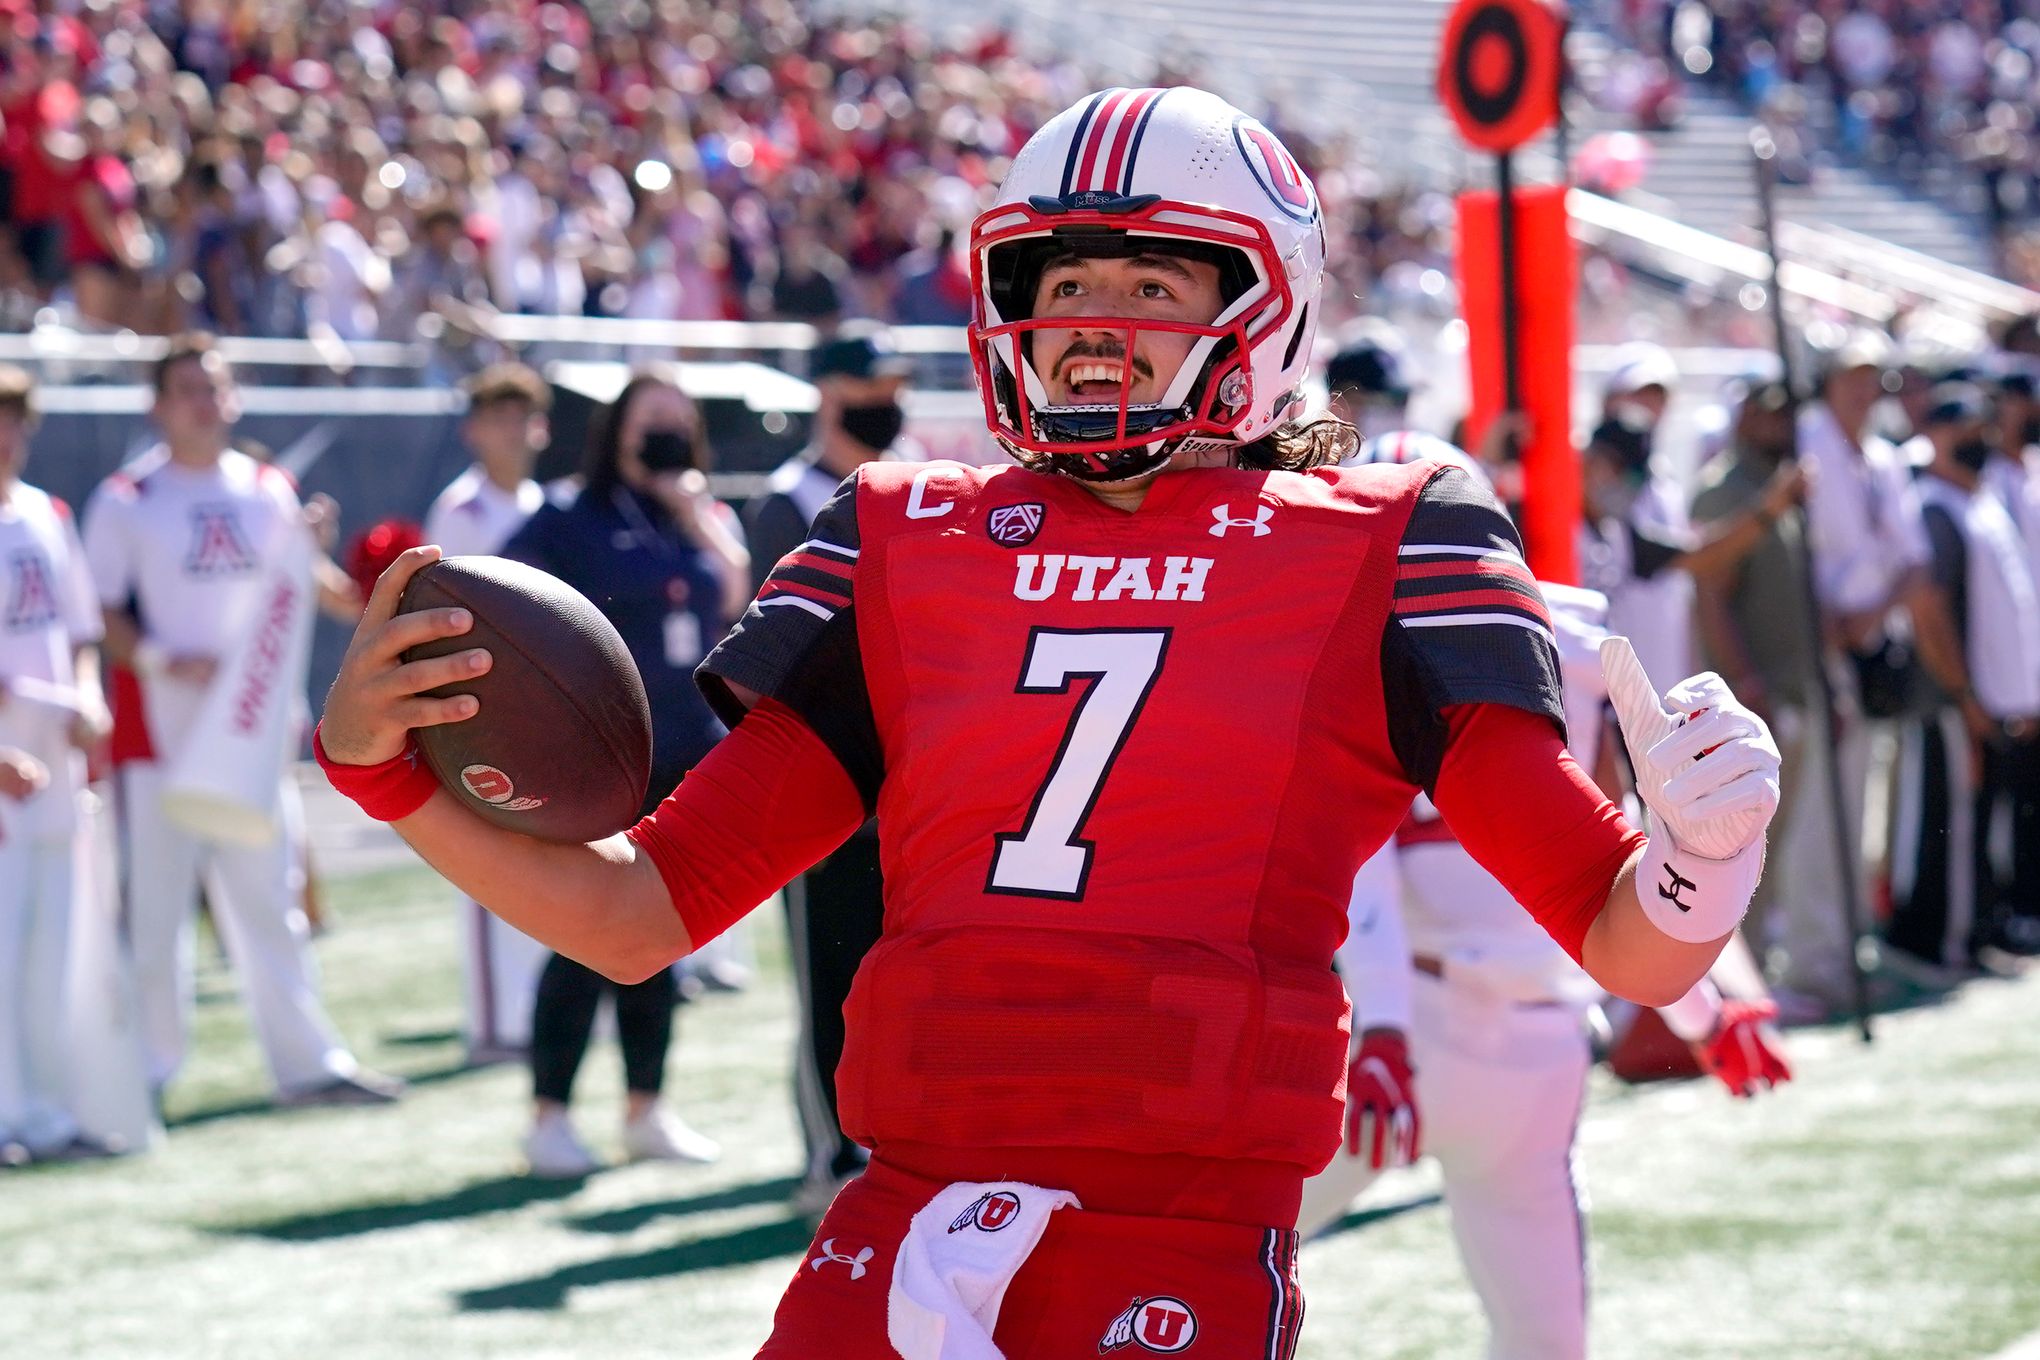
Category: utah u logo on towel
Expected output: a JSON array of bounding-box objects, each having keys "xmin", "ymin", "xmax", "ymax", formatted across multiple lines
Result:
[{"xmin": 948, "ymin": 1190, "xmax": 1023, "ymax": 1234}]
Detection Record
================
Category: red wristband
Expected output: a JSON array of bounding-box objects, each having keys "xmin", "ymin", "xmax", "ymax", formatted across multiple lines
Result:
[{"xmin": 313, "ymin": 723, "xmax": 442, "ymax": 823}]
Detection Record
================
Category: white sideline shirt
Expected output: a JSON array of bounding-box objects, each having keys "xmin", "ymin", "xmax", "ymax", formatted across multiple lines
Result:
[{"xmin": 423, "ymin": 466, "xmax": 543, "ymax": 560}]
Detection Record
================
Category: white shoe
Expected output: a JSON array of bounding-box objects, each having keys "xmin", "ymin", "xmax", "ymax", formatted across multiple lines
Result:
[
  {"xmin": 524, "ymin": 1114, "xmax": 601, "ymax": 1179},
  {"xmin": 622, "ymin": 1107, "xmax": 720, "ymax": 1165}
]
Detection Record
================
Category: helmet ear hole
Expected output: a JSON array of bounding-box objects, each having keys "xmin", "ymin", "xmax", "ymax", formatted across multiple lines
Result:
[{"xmin": 1281, "ymin": 302, "xmax": 1310, "ymax": 372}]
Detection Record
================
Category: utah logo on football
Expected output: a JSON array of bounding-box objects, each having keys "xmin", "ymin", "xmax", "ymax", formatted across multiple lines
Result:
[
  {"xmin": 1098, "ymin": 1296, "xmax": 1198, "ymax": 1354},
  {"xmin": 460, "ymin": 764, "xmax": 546, "ymax": 813}
]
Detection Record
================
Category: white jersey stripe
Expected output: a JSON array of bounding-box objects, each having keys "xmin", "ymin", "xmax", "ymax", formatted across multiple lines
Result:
[
  {"xmin": 1396, "ymin": 544, "xmax": 1526, "ymax": 562},
  {"xmin": 758, "ymin": 594, "xmax": 836, "ymax": 621},
  {"xmin": 1397, "ymin": 611, "xmax": 1556, "ymax": 641},
  {"xmin": 800, "ymin": 539, "xmax": 859, "ymax": 561}
]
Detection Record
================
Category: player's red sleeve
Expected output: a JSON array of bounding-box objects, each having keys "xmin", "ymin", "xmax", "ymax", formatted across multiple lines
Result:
[
  {"xmin": 626, "ymin": 697, "xmax": 868, "ymax": 950},
  {"xmin": 1430, "ymin": 702, "xmax": 1645, "ymax": 963}
]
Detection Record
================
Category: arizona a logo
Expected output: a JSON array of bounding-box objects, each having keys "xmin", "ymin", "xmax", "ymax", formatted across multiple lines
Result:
[
  {"xmin": 4, "ymin": 550, "xmax": 59, "ymax": 631},
  {"xmin": 1098, "ymin": 1296, "xmax": 1198, "ymax": 1354},
  {"xmin": 185, "ymin": 504, "xmax": 258, "ymax": 575},
  {"xmin": 987, "ymin": 503, "xmax": 1046, "ymax": 548},
  {"xmin": 947, "ymin": 1189, "xmax": 1023, "ymax": 1234}
]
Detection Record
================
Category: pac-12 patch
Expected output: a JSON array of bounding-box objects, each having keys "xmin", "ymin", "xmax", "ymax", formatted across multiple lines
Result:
[{"xmin": 987, "ymin": 503, "xmax": 1046, "ymax": 548}]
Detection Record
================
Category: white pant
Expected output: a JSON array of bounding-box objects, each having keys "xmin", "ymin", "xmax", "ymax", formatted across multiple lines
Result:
[
  {"xmin": 118, "ymin": 761, "xmax": 353, "ymax": 1095},
  {"xmin": 0, "ymin": 821, "xmax": 80, "ymax": 1153},
  {"xmin": 459, "ymin": 897, "xmax": 549, "ymax": 1051},
  {"xmin": 1771, "ymin": 711, "xmax": 1870, "ymax": 1003},
  {"xmin": 1301, "ymin": 974, "xmax": 1593, "ymax": 1360}
]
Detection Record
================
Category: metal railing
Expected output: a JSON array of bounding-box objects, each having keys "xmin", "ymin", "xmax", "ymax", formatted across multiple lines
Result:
[
  {"xmin": 1777, "ymin": 220, "xmax": 2040, "ymax": 327},
  {"xmin": 1566, "ymin": 188, "xmax": 1899, "ymax": 324},
  {"xmin": 0, "ymin": 326, "xmax": 429, "ymax": 379}
]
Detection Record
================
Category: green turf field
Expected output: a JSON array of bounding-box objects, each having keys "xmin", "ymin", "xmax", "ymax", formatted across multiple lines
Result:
[{"xmin": 4, "ymin": 861, "xmax": 2038, "ymax": 1359}]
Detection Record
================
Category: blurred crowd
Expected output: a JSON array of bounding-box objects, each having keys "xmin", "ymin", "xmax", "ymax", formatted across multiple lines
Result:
[
  {"xmin": 1611, "ymin": 0, "xmax": 2040, "ymax": 275},
  {"xmin": 0, "ymin": 0, "xmax": 1082, "ymax": 350},
  {"xmin": 0, "ymin": 0, "xmax": 1450, "ymax": 372}
]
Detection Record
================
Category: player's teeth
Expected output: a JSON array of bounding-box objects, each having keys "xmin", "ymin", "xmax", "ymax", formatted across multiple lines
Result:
[{"xmin": 1069, "ymin": 364, "xmax": 1123, "ymax": 384}]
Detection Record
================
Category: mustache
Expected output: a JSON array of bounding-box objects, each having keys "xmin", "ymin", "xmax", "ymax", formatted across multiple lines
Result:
[{"xmin": 1053, "ymin": 339, "xmax": 1154, "ymax": 382}]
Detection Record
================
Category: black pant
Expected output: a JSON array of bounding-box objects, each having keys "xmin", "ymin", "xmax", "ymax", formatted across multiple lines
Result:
[
  {"xmin": 785, "ymin": 826, "xmax": 885, "ymax": 1181},
  {"xmin": 529, "ymin": 778, "xmax": 687, "ymax": 1105},
  {"xmin": 530, "ymin": 956, "xmax": 677, "ymax": 1103},
  {"xmin": 1886, "ymin": 710, "xmax": 1975, "ymax": 968},
  {"xmin": 1975, "ymin": 729, "xmax": 2040, "ymax": 946}
]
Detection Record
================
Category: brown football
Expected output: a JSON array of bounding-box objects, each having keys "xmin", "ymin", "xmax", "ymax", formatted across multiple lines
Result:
[{"xmin": 396, "ymin": 556, "xmax": 652, "ymax": 842}]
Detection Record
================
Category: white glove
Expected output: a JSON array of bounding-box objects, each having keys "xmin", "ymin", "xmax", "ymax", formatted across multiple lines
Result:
[{"xmin": 1601, "ymin": 637, "xmax": 1782, "ymax": 942}]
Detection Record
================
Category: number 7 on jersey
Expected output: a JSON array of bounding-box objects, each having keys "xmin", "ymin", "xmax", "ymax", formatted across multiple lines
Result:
[{"xmin": 987, "ymin": 628, "xmax": 1172, "ymax": 900}]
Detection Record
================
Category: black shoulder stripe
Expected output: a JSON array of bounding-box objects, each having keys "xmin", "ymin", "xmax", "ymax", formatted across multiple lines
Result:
[{"xmin": 696, "ymin": 471, "xmax": 882, "ymax": 810}]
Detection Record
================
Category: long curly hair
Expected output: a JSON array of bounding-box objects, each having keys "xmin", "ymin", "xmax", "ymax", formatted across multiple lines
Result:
[{"xmin": 1235, "ymin": 409, "xmax": 1360, "ymax": 472}]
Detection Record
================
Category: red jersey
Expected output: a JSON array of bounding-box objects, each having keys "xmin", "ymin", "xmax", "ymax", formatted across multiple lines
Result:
[{"xmin": 696, "ymin": 458, "xmax": 1595, "ymax": 1178}]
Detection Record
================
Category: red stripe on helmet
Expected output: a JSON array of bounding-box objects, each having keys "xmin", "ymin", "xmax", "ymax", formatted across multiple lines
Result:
[
  {"xmin": 1074, "ymin": 89, "xmax": 1133, "ymax": 192},
  {"xmin": 1099, "ymin": 88, "xmax": 1160, "ymax": 194}
]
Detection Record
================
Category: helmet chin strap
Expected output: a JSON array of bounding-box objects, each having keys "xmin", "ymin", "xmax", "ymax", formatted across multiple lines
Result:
[{"xmin": 1035, "ymin": 429, "xmax": 1248, "ymax": 485}]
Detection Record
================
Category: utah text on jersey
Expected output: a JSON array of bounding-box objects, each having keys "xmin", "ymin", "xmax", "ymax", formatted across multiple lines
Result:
[{"xmin": 1012, "ymin": 554, "xmax": 1214, "ymax": 603}]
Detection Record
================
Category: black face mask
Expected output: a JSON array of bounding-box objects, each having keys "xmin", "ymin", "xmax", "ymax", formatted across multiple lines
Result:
[
  {"xmin": 638, "ymin": 429, "xmax": 698, "ymax": 473},
  {"xmin": 1953, "ymin": 437, "xmax": 1994, "ymax": 473},
  {"xmin": 839, "ymin": 401, "xmax": 905, "ymax": 453}
]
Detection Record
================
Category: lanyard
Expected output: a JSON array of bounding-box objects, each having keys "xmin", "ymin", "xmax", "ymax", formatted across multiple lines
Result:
[{"xmin": 611, "ymin": 485, "xmax": 685, "ymax": 565}]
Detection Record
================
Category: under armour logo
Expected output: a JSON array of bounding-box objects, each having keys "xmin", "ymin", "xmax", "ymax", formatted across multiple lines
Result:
[
  {"xmin": 808, "ymin": 1239, "xmax": 874, "ymax": 1280},
  {"xmin": 1658, "ymin": 863, "xmax": 1699, "ymax": 913},
  {"xmin": 1209, "ymin": 503, "xmax": 1273, "ymax": 538}
]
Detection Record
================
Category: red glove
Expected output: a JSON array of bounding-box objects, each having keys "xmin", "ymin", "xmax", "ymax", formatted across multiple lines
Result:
[
  {"xmin": 1345, "ymin": 1029, "xmax": 1420, "ymax": 1169},
  {"xmin": 1697, "ymin": 999, "xmax": 1793, "ymax": 1098}
]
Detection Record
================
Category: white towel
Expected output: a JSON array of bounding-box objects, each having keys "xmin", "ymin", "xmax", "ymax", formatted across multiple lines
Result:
[{"xmin": 886, "ymin": 1181, "xmax": 1080, "ymax": 1360}]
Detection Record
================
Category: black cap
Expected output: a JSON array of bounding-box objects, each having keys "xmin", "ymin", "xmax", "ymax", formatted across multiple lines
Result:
[
  {"xmin": 811, "ymin": 323, "xmax": 914, "ymax": 381},
  {"xmin": 1994, "ymin": 362, "xmax": 2039, "ymax": 401},
  {"xmin": 1589, "ymin": 411, "xmax": 1652, "ymax": 470},
  {"xmin": 1737, "ymin": 379, "xmax": 1793, "ymax": 417},
  {"xmin": 1326, "ymin": 338, "xmax": 1410, "ymax": 403},
  {"xmin": 1924, "ymin": 381, "xmax": 1994, "ymax": 429}
]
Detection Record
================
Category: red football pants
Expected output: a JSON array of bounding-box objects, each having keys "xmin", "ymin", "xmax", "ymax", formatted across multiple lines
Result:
[{"xmin": 756, "ymin": 1156, "xmax": 1303, "ymax": 1359}]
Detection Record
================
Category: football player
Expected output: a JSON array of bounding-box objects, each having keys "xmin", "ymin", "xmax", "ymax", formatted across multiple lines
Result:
[
  {"xmin": 1299, "ymin": 582, "xmax": 1791, "ymax": 1360},
  {"xmin": 317, "ymin": 88, "xmax": 1780, "ymax": 1358}
]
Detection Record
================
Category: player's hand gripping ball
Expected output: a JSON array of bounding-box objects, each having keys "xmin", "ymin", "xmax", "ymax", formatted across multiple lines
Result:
[
  {"xmin": 1346, "ymin": 1029, "xmax": 1420, "ymax": 1171},
  {"xmin": 1698, "ymin": 998, "xmax": 1793, "ymax": 1098},
  {"xmin": 393, "ymin": 555, "xmax": 652, "ymax": 842}
]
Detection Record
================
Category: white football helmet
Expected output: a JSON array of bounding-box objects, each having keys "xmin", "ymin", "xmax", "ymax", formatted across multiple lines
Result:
[{"xmin": 968, "ymin": 87, "xmax": 1329, "ymax": 482}]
